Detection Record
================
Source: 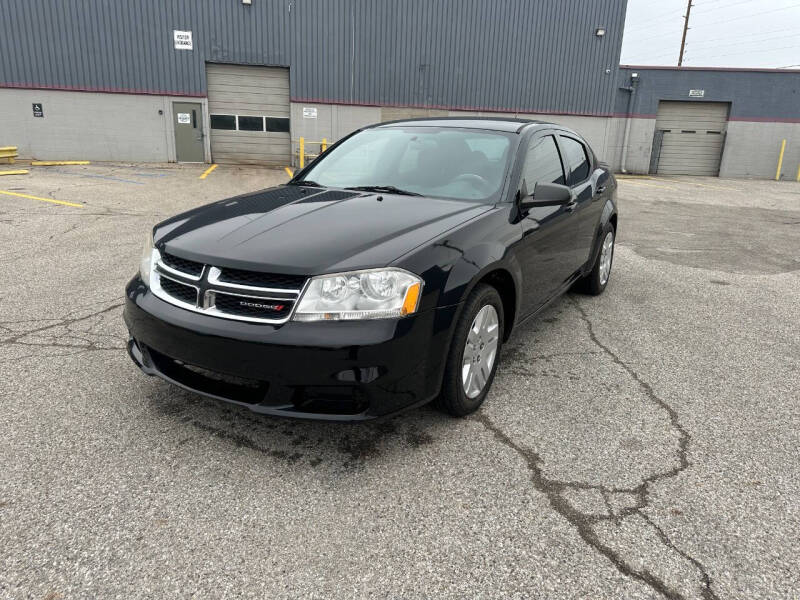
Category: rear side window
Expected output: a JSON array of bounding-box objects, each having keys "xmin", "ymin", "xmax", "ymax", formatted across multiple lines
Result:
[
  {"xmin": 560, "ymin": 136, "xmax": 590, "ymax": 185},
  {"xmin": 521, "ymin": 135, "xmax": 565, "ymax": 189}
]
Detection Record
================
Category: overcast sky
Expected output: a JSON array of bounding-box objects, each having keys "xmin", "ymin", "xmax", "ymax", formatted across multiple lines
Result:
[{"xmin": 620, "ymin": 0, "xmax": 800, "ymax": 68}]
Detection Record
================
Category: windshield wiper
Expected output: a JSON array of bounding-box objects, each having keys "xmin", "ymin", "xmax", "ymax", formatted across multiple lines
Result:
[
  {"xmin": 287, "ymin": 179, "xmax": 325, "ymax": 187},
  {"xmin": 345, "ymin": 185, "xmax": 423, "ymax": 196}
]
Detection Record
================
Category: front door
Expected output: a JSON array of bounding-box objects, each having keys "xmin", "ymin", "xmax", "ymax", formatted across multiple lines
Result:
[
  {"xmin": 516, "ymin": 131, "xmax": 578, "ymax": 317},
  {"xmin": 173, "ymin": 102, "xmax": 205, "ymax": 162}
]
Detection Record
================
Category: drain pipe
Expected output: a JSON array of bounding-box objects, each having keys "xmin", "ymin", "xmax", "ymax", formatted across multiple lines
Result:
[{"xmin": 619, "ymin": 72, "xmax": 640, "ymax": 174}]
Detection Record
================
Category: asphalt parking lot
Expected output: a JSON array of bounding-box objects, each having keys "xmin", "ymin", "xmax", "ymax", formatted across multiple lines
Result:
[{"xmin": 1, "ymin": 163, "xmax": 799, "ymax": 599}]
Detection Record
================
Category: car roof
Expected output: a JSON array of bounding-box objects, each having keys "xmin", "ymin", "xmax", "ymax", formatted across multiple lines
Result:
[{"xmin": 373, "ymin": 117, "xmax": 551, "ymax": 134}]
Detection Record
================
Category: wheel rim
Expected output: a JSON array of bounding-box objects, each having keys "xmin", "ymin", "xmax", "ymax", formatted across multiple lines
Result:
[
  {"xmin": 598, "ymin": 230, "xmax": 614, "ymax": 286},
  {"xmin": 462, "ymin": 304, "xmax": 500, "ymax": 399}
]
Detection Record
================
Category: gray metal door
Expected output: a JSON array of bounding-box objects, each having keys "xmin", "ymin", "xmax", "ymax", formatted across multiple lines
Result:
[
  {"xmin": 206, "ymin": 64, "xmax": 290, "ymax": 165},
  {"xmin": 654, "ymin": 101, "xmax": 730, "ymax": 176},
  {"xmin": 172, "ymin": 102, "xmax": 205, "ymax": 162}
]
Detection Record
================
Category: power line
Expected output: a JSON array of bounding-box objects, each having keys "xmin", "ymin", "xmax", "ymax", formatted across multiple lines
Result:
[
  {"xmin": 687, "ymin": 1, "xmax": 800, "ymax": 29},
  {"xmin": 626, "ymin": 0, "xmax": 800, "ymax": 39},
  {"xmin": 685, "ymin": 26, "xmax": 800, "ymax": 47},
  {"xmin": 626, "ymin": 6, "xmax": 685, "ymax": 29},
  {"xmin": 688, "ymin": 32, "xmax": 800, "ymax": 51},
  {"xmin": 692, "ymin": 44, "xmax": 800, "ymax": 60},
  {"xmin": 691, "ymin": 0, "xmax": 756, "ymax": 15}
]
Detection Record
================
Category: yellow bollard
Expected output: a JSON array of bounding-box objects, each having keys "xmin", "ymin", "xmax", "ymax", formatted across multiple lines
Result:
[
  {"xmin": 299, "ymin": 137, "xmax": 305, "ymax": 169},
  {"xmin": 775, "ymin": 139, "xmax": 786, "ymax": 181},
  {"xmin": 796, "ymin": 163, "xmax": 800, "ymax": 182},
  {"xmin": 321, "ymin": 138, "xmax": 327, "ymax": 153}
]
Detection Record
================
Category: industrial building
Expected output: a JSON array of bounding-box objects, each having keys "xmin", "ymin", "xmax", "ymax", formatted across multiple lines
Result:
[{"xmin": 1, "ymin": 0, "xmax": 799, "ymax": 179}]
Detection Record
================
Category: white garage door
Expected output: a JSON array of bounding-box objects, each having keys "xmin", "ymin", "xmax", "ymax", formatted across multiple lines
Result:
[
  {"xmin": 206, "ymin": 64, "xmax": 290, "ymax": 165},
  {"xmin": 654, "ymin": 101, "xmax": 730, "ymax": 176}
]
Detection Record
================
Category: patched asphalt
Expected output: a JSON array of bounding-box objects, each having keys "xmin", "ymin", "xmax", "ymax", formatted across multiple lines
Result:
[{"xmin": 1, "ymin": 165, "xmax": 798, "ymax": 599}]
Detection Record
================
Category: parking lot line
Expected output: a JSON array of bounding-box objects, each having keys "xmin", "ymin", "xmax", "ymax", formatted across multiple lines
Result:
[
  {"xmin": 199, "ymin": 164, "xmax": 218, "ymax": 179},
  {"xmin": 0, "ymin": 189, "xmax": 82, "ymax": 207}
]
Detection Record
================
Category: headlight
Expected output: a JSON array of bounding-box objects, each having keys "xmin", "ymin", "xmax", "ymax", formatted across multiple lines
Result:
[
  {"xmin": 293, "ymin": 268, "xmax": 423, "ymax": 321},
  {"xmin": 139, "ymin": 229, "xmax": 158, "ymax": 287}
]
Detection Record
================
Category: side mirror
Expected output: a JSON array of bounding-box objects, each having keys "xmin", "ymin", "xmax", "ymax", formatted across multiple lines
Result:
[{"xmin": 520, "ymin": 182, "xmax": 573, "ymax": 211}]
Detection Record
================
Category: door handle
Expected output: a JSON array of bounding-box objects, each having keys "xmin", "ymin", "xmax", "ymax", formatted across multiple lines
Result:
[{"xmin": 565, "ymin": 200, "xmax": 578, "ymax": 212}]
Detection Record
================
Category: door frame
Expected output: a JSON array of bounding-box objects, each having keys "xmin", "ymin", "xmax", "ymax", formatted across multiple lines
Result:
[{"xmin": 163, "ymin": 97, "xmax": 211, "ymax": 163}]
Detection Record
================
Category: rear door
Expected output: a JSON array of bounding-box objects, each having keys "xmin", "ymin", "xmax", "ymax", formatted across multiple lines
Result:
[
  {"xmin": 516, "ymin": 131, "xmax": 576, "ymax": 316},
  {"xmin": 557, "ymin": 134, "xmax": 603, "ymax": 269}
]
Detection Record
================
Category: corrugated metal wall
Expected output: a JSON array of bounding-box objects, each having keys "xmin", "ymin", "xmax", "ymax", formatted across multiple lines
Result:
[
  {"xmin": 0, "ymin": 0, "xmax": 627, "ymax": 116},
  {"xmin": 616, "ymin": 67, "xmax": 800, "ymax": 120}
]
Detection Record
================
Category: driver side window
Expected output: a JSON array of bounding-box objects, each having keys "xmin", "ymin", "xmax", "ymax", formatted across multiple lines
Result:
[{"xmin": 521, "ymin": 135, "xmax": 566, "ymax": 191}]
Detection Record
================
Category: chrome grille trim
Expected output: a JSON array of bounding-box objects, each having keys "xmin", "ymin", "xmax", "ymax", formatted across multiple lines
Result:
[
  {"xmin": 157, "ymin": 258, "xmax": 203, "ymax": 281},
  {"xmin": 151, "ymin": 271, "xmax": 200, "ymax": 312},
  {"xmin": 148, "ymin": 256, "xmax": 307, "ymax": 325},
  {"xmin": 207, "ymin": 266, "xmax": 302, "ymax": 295}
]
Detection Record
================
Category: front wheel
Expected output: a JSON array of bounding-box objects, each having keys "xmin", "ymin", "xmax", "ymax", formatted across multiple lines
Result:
[
  {"xmin": 437, "ymin": 284, "xmax": 504, "ymax": 417},
  {"xmin": 575, "ymin": 223, "xmax": 615, "ymax": 296}
]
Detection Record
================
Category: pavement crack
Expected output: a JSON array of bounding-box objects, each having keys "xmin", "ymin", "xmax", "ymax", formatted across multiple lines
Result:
[
  {"xmin": 470, "ymin": 297, "xmax": 721, "ymax": 600},
  {"xmin": 474, "ymin": 411, "xmax": 685, "ymax": 599}
]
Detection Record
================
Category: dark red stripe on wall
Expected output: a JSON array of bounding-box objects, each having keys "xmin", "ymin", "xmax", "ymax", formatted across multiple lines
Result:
[
  {"xmin": 290, "ymin": 96, "xmax": 617, "ymax": 119},
  {"xmin": 0, "ymin": 82, "xmax": 205, "ymax": 98}
]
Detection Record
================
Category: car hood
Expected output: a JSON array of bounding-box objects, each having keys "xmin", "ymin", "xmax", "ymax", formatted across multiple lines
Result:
[{"xmin": 155, "ymin": 186, "xmax": 491, "ymax": 274}]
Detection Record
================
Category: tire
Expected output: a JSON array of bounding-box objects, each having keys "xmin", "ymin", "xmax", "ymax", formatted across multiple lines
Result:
[
  {"xmin": 436, "ymin": 284, "xmax": 504, "ymax": 417},
  {"xmin": 574, "ymin": 222, "xmax": 615, "ymax": 296}
]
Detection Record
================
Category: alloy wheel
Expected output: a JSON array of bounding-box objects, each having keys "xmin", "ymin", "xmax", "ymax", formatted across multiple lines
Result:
[
  {"xmin": 462, "ymin": 304, "xmax": 500, "ymax": 399},
  {"xmin": 598, "ymin": 230, "xmax": 614, "ymax": 286}
]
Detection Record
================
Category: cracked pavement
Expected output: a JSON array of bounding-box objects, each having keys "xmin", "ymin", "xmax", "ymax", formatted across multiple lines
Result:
[{"xmin": 1, "ymin": 166, "xmax": 799, "ymax": 599}]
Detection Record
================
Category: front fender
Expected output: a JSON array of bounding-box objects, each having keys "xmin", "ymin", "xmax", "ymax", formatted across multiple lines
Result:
[{"xmin": 394, "ymin": 205, "xmax": 523, "ymax": 320}]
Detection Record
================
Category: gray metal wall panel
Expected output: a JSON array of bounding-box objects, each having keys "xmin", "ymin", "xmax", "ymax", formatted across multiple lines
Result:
[
  {"xmin": 1, "ymin": 0, "xmax": 627, "ymax": 116},
  {"xmin": 617, "ymin": 67, "xmax": 800, "ymax": 121}
]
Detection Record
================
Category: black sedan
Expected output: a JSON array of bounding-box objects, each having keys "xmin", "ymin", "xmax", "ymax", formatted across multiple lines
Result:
[{"xmin": 124, "ymin": 118, "xmax": 617, "ymax": 420}]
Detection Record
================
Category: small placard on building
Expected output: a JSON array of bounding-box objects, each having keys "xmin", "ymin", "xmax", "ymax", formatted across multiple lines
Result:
[
  {"xmin": 302, "ymin": 107, "xmax": 318, "ymax": 119},
  {"xmin": 32, "ymin": 103, "xmax": 44, "ymax": 117},
  {"xmin": 173, "ymin": 30, "xmax": 193, "ymax": 50},
  {"xmin": 177, "ymin": 113, "xmax": 191, "ymax": 124},
  {"xmin": 688, "ymin": 89, "xmax": 705, "ymax": 98}
]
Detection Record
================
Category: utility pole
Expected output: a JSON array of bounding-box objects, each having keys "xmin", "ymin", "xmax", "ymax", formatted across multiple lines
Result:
[{"xmin": 678, "ymin": 0, "xmax": 693, "ymax": 66}]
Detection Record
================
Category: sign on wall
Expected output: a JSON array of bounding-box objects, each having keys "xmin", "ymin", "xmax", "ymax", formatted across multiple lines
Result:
[
  {"xmin": 688, "ymin": 89, "xmax": 705, "ymax": 98},
  {"xmin": 173, "ymin": 30, "xmax": 193, "ymax": 50},
  {"xmin": 177, "ymin": 113, "xmax": 191, "ymax": 124},
  {"xmin": 32, "ymin": 103, "xmax": 44, "ymax": 117},
  {"xmin": 302, "ymin": 107, "xmax": 318, "ymax": 119}
]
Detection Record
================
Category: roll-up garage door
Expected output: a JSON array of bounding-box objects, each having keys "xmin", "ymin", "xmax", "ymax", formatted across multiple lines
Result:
[
  {"xmin": 653, "ymin": 101, "xmax": 730, "ymax": 176},
  {"xmin": 206, "ymin": 64, "xmax": 290, "ymax": 165}
]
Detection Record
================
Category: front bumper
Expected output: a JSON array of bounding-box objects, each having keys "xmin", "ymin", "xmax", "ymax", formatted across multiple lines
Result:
[{"xmin": 124, "ymin": 277, "xmax": 457, "ymax": 420}]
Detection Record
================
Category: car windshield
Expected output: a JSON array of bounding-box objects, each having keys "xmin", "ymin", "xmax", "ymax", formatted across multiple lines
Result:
[{"xmin": 296, "ymin": 126, "xmax": 514, "ymax": 202}]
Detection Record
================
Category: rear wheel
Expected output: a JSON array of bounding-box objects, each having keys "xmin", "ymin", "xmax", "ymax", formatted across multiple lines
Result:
[
  {"xmin": 437, "ymin": 284, "xmax": 504, "ymax": 417},
  {"xmin": 575, "ymin": 223, "xmax": 615, "ymax": 296}
]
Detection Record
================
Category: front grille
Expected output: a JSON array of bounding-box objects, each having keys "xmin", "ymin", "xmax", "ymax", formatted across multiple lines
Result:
[
  {"xmin": 161, "ymin": 251, "xmax": 204, "ymax": 277},
  {"xmin": 217, "ymin": 267, "xmax": 306, "ymax": 290},
  {"xmin": 213, "ymin": 292, "xmax": 294, "ymax": 319},
  {"xmin": 151, "ymin": 255, "xmax": 307, "ymax": 324},
  {"xmin": 160, "ymin": 277, "xmax": 197, "ymax": 305}
]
